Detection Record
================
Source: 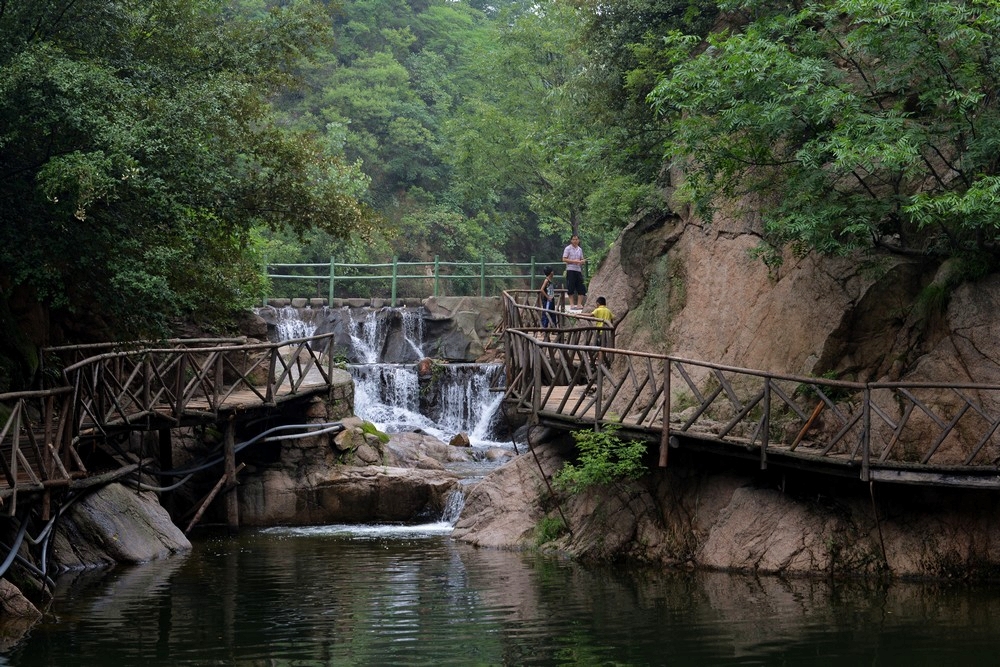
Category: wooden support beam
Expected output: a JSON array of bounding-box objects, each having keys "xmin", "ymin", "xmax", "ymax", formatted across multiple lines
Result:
[
  {"xmin": 185, "ymin": 462, "xmax": 247, "ymax": 534},
  {"xmin": 224, "ymin": 418, "xmax": 239, "ymax": 532}
]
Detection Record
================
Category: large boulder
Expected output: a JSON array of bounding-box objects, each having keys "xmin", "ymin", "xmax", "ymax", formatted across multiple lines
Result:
[
  {"xmin": 49, "ymin": 482, "xmax": 192, "ymax": 571},
  {"xmin": 238, "ymin": 465, "xmax": 460, "ymax": 525},
  {"xmin": 237, "ymin": 427, "xmax": 475, "ymax": 526},
  {"xmin": 0, "ymin": 579, "xmax": 41, "ymax": 651}
]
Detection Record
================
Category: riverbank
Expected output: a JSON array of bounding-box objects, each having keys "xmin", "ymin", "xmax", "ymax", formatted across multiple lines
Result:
[{"xmin": 454, "ymin": 432, "xmax": 1000, "ymax": 581}]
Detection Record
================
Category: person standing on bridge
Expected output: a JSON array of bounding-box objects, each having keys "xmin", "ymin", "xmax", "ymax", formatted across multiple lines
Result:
[
  {"xmin": 539, "ymin": 266, "xmax": 557, "ymax": 328},
  {"xmin": 562, "ymin": 234, "xmax": 587, "ymax": 309},
  {"xmin": 591, "ymin": 296, "xmax": 613, "ymax": 327}
]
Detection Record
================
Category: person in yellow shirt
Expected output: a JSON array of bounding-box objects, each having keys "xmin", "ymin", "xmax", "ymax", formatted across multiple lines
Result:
[{"xmin": 591, "ymin": 296, "xmax": 613, "ymax": 327}]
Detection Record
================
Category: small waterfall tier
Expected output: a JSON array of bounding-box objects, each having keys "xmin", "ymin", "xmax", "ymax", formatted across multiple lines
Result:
[
  {"xmin": 255, "ymin": 304, "xmax": 509, "ymax": 447},
  {"xmin": 352, "ymin": 363, "xmax": 505, "ymax": 446}
]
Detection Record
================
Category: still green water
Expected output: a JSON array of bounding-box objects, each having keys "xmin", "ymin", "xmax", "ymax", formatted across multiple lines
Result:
[{"xmin": 5, "ymin": 523, "xmax": 1000, "ymax": 666}]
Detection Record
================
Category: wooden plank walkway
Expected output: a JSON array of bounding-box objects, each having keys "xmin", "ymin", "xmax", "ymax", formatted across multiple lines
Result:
[
  {"xmin": 0, "ymin": 335, "xmax": 344, "ymax": 510},
  {"xmin": 501, "ymin": 290, "xmax": 1000, "ymax": 490}
]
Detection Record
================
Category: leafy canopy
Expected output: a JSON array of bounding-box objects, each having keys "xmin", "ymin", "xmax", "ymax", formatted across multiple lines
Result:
[
  {"xmin": 648, "ymin": 0, "xmax": 1000, "ymax": 263},
  {"xmin": 0, "ymin": 0, "xmax": 373, "ymax": 338}
]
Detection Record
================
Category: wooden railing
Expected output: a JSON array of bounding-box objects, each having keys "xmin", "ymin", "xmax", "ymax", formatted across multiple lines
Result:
[
  {"xmin": 0, "ymin": 334, "xmax": 341, "ymax": 510},
  {"xmin": 62, "ymin": 334, "xmax": 338, "ymax": 435},
  {"xmin": 502, "ymin": 292, "xmax": 1000, "ymax": 486},
  {"xmin": 0, "ymin": 388, "xmax": 78, "ymax": 512}
]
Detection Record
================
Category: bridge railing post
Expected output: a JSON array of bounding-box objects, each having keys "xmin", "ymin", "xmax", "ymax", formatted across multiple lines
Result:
[
  {"xmin": 660, "ymin": 358, "xmax": 670, "ymax": 467},
  {"xmin": 761, "ymin": 378, "xmax": 770, "ymax": 470},
  {"xmin": 434, "ymin": 255, "xmax": 440, "ymax": 297},
  {"xmin": 531, "ymin": 343, "xmax": 541, "ymax": 420},
  {"xmin": 391, "ymin": 256, "xmax": 398, "ymax": 306},
  {"xmin": 595, "ymin": 363, "xmax": 603, "ymax": 429},
  {"xmin": 480, "ymin": 257, "xmax": 486, "ymax": 297},
  {"xmin": 329, "ymin": 256, "xmax": 336, "ymax": 304},
  {"xmin": 862, "ymin": 386, "xmax": 871, "ymax": 481}
]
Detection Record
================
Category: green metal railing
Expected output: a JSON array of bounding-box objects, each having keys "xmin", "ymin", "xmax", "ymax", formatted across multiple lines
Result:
[{"xmin": 265, "ymin": 256, "xmax": 587, "ymax": 305}]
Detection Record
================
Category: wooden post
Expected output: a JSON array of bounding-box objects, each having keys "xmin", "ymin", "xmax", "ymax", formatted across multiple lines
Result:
[
  {"xmin": 224, "ymin": 417, "xmax": 239, "ymax": 532},
  {"xmin": 861, "ymin": 386, "xmax": 871, "ymax": 482},
  {"xmin": 761, "ymin": 379, "xmax": 770, "ymax": 470},
  {"xmin": 532, "ymin": 344, "xmax": 542, "ymax": 421},
  {"xmin": 159, "ymin": 428, "xmax": 173, "ymax": 515},
  {"xmin": 328, "ymin": 255, "xmax": 336, "ymax": 304},
  {"xmin": 595, "ymin": 363, "xmax": 603, "ymax": 430},
  {"xmin": 659, "ymin": 358, "xmax": 670, "ymax": 467}
]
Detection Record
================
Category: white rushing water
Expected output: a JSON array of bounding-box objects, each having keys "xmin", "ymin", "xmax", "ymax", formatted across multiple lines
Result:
[
  {"xmin": 268, "ymin": 304, "xmax": 509, "ymax": 448},
  {"xmin": 351, "ymin": 363, "xmax": 506, "ymax": 448}
]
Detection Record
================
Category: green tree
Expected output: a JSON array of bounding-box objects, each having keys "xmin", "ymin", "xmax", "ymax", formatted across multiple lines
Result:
[
  {"xmin": 0, "ymin": 0, "xmax": 373, "ymax": 339},
  {"xmin": 649, "ymin": 0, "xmax": 1000, "ymax": 265}
]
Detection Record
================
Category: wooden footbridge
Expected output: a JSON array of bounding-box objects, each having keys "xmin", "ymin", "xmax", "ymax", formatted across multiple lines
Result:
[
  {"xmin": 0, "ymin": 334, "xmax": 341, "ymax": 518},
  {"xmin": 501, "ymin": 290, "xmax": 1000, "ymax": 489}
]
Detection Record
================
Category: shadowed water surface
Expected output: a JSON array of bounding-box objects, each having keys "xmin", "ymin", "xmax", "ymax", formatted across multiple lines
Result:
[{"xmin": 6, "ymin": 526, "xmax": 1000, "ymax": 666}]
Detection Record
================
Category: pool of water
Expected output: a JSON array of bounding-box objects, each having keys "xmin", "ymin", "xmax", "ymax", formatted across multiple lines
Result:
[{"xmin": 6, "ymin": 525, "xmax": 1000, "ymax": 666}]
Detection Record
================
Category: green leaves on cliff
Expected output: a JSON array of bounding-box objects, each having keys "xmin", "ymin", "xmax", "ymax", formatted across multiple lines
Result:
[
  {"xmin": 0, "ymin": 0, "xmax": 373, "ymax": 337},
  {"xmin": 648, "ymin": 0, "xmax": 1000, "ymax": 261},
  {"xmin": 554, "ymin": 426, "xmax": 647, "ymax": 493}
]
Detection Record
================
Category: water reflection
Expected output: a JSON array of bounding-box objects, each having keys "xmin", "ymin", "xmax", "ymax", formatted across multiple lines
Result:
[{"xmin": 7, "ymin": 529, "xmax": 1000, "ymax": 665}]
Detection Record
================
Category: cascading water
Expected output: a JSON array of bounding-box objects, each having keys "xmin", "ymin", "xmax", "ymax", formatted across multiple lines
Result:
[
  {"xmin": 259, "ymin": 303, "xmax": 511, "ymax": 530},
  {"xmin": 351, "ymin": 363, "xmax": 506, "ymax": 447},
  {"xmin": 265, "ymin": 304, "xmax": 508, "ymax": 447},
  {"xmin": 273, "ymin": 305, "xmax": 319, "ymax": 340}
]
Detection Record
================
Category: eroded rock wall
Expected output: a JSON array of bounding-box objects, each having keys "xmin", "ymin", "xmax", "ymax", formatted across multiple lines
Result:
[
  {"xmin": 455, "ymin": 439, "xmax": 1000, "ymax": 580},
  {"xmin": 456, "ymin": 205, "xmax": 1000, "ymax": 579}
]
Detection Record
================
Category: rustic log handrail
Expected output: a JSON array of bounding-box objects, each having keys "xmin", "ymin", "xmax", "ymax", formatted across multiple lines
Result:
[
  {"xmin": 62, "ymin": 334, "xmax": 338, "ymax": 431},
  {"xmin": 1, "ymin": 334, "xmax": 341, "ymax": 504},
  {"xmin": 501, "ymin": 291, "xmax": 1000, "ymax": 486}
]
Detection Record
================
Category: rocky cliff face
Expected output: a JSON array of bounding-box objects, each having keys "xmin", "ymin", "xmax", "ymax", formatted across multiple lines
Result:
[
  {"xmin": 455, "ymin": 205, "xmax": 1000, "ymax": 579},
  {"xmin": 455, "ymin": 437, "xmax": 1000, "ymax": 579}
]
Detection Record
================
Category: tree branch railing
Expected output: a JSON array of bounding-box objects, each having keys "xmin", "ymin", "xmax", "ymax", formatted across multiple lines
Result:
[
  {"xmin": 502, "ymin": 293, "xmax": 1000, "ymax": 483},
  {"xmin": 1, "ymin": 334, "xmax": 342, "ymax": 506},
  {"xmin": 61, "ymin": 333, "xmax": 339, "ymax": 436},
  {"xmin": 0, "ymin": 388, "xmax": 78, "ymax": 513}
]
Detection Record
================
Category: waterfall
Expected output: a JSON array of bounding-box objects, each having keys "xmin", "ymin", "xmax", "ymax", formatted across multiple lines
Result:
[
  {"xmin": 262, "ymin": 304, "xmax": 506, "ymax": 444},
  {"xmin": 434, "ymin": 365, "xmax": 504, "ymax": 443},
  {"xmin": 274, "ymin": 305, "xmax": 319, "ymax": 340},
  {"xmin": 348, "ymin": 308, "xmax": 386, "ymax": 364},
  {"xmin": 350, "ymin": 363, "xmax": 506, "ymax": 446},
  {"xmin": 440, "ymin": 489, "xmax": 466, "ymax": 524},
  {"xmin": 400, "ymin": 306, "xmax": 424, "ymax": 359},
  {"xmin": 258, "ymin": 303, "xmax": 510, "ymax": 527}
]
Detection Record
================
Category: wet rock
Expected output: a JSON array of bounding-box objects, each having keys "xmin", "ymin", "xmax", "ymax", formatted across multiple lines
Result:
[{"xmin": 49, "ymin": 483, "xmax": 192, "ymax": 571}]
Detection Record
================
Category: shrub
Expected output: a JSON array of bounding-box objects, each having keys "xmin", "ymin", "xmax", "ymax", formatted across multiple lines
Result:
[{"xmin": 553, "ymin": 425, "xmax": 646, "ymax": 494}]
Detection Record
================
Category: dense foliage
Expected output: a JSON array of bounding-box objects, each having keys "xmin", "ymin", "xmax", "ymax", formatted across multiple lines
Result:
[
  {"xmin": 553, "ymin": 425, "xmax": 648, "ymax": 493},
  {"xmin": 649, "ymin": 0, "xmax": 1000, "ymax": 268},
  {"xmin": 7, "ymin": 0, "xmax": 994, "ymax": 346},
  {"xmin": 269, "ymin": 0, "xmax": 710, "ymax": 271},
  {"xmin": 0, "ymin": 0, "xmax": 373, "ymax": 338}
]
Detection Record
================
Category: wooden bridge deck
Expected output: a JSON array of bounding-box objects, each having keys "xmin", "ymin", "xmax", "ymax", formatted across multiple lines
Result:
[
  {"xmin": 501, "ymin": 290, "xmax": 1000, "ymax": 490},
  {"xmin": 0, "ymin": 335, "xmax": 342, "ymax": 513}
]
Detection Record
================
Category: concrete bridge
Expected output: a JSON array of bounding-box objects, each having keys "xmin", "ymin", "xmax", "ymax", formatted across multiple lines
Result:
[{"xmin": 501, "ymin": 290, "xmax": 1000, "ymax": 490}]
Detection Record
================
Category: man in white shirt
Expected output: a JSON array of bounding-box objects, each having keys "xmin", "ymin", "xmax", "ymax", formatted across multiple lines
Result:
[{"xmin": 562, "ymin": 234, "xmax": 587, "ymax": 308}]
